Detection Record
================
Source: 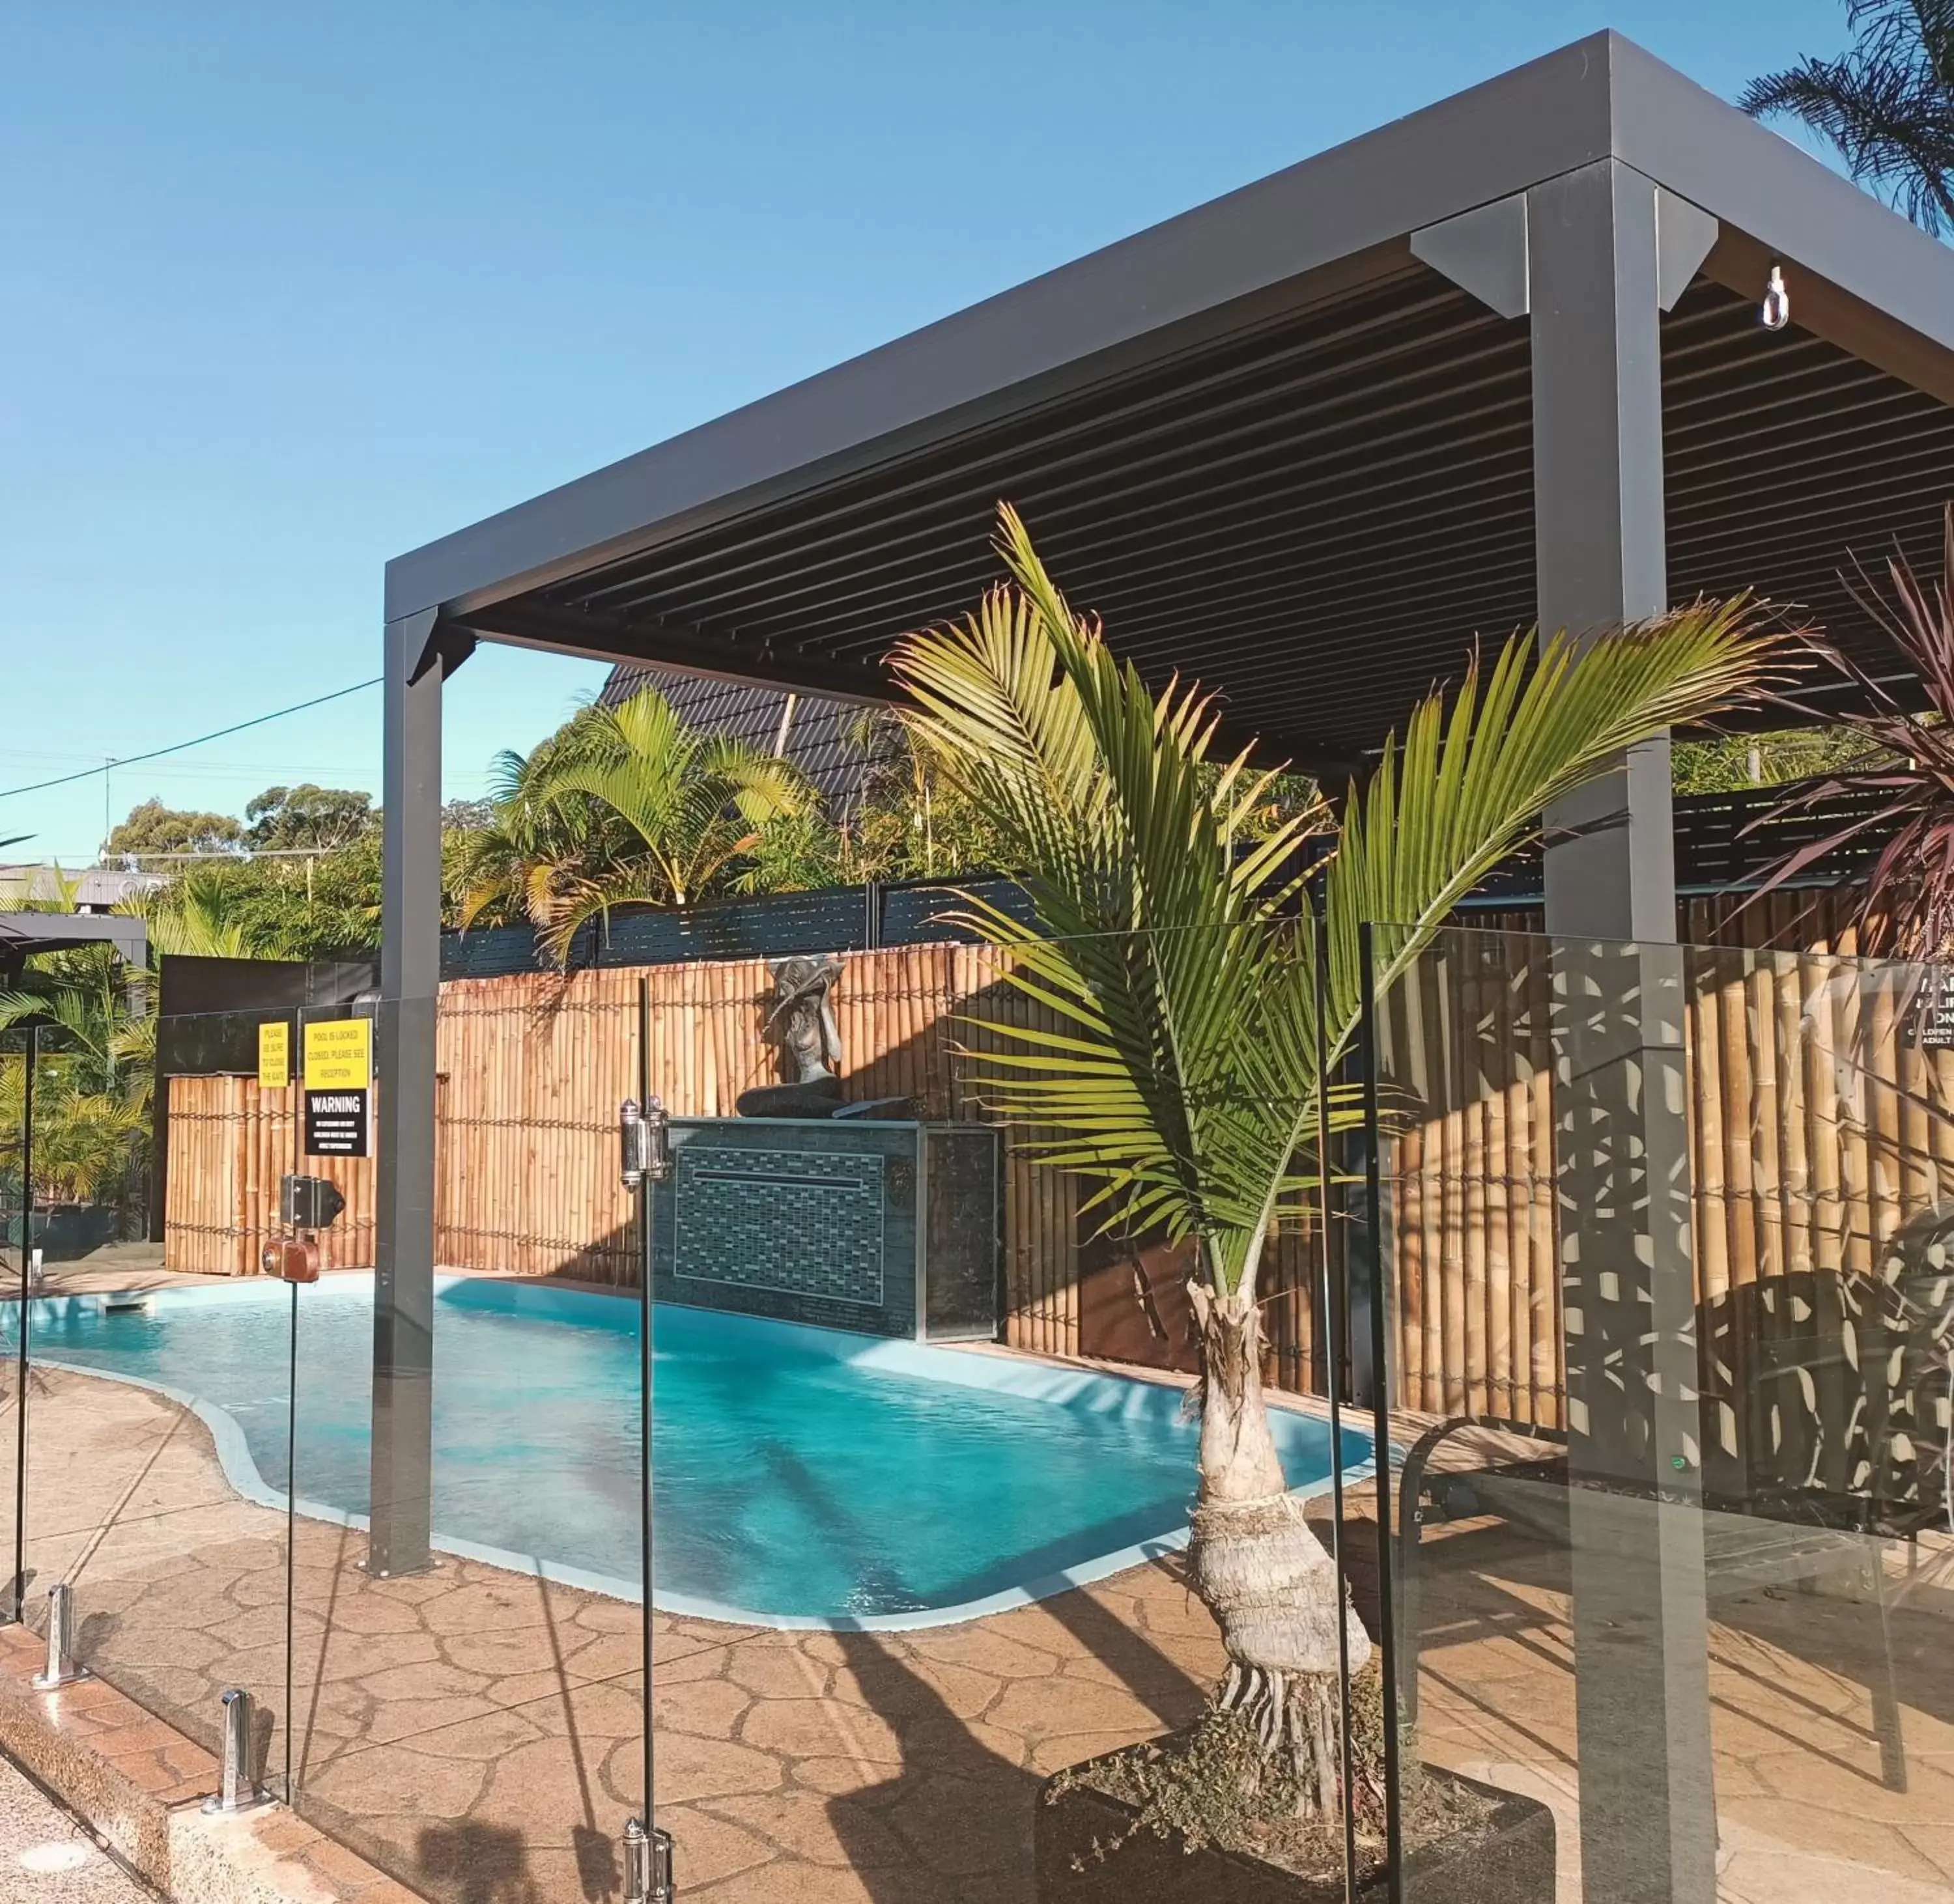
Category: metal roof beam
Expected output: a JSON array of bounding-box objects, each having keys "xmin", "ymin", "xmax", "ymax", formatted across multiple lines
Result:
[{"xmin": 453, "ymin": 600, "xmax": 903, "ymax": 708}]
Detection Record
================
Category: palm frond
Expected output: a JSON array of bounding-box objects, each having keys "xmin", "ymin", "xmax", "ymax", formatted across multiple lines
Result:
[
  {"xmin": 899, "ymin": 503, "xmax": 1783, "ymax": 1299},
  {"xmin": 1746, "ymin": 5, "xmax": 1954, "ymax": 232},
  {"xmin": 1327, "ymin": 596, "xmax": 1783, "ymax": 1028}
]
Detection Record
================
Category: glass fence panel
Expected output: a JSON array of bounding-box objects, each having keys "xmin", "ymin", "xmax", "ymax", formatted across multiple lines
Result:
[
  {"xmin": 115, "ymin": 928, "xmax": 1391, "ymax": 1901},
  {"xmin": 1363, "ymin": 923, "xmax": 1954, "ymax": 1904},
  {"xmin": 1363, "ymin": 925, "xmax": 1574, "ymax": 1904},
  {"xmin": 289, "ymin": 991, "xmax": 647, "ymax": 1904},
  {"xmin": 634, "ymin": 927, "xmax": 1374, "ymax": 1904},
  {"xmin": 0, "ymin": 1033, "xmax": 29, "ymax": 1626},
  {"xmin": 1684, "ymin": 942, "xmax": 1954, "ymax": 1904},
  {"xmin": 3, "ymin": 1003, "xmax": 296, "ymax": 1804}
]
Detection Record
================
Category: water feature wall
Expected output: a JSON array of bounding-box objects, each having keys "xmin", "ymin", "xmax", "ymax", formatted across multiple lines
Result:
[{"xmin": 648, "ymin": 1117, "xmax": 1000, "ymax": 1340}]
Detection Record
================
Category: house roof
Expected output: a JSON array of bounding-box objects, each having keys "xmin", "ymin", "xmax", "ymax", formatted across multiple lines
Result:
[
  {"xmin": 0, "ymin": 865, "xmax": 166, "ymax": 914},
  {"xmin": 599, "ymin": 666, "xmax": 885, "ymax": 811}
]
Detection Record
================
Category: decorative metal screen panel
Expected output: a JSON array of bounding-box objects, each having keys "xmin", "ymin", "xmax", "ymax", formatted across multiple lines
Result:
[{"xmin": 672, "ymin": 1146, "xmax": 885, "ymax": 1306}]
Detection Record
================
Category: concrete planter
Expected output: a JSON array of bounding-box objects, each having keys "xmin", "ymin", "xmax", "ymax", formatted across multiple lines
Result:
[{"xmin": 1036, "ymin": 1752, "xmax": 1555, "ymax": 1904}]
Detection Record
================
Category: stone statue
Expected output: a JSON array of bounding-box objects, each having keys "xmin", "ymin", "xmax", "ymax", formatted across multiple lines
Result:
[
  {"xmin": 769, "ymin": 954, "xmax": 843, "ymax": 1082},
  {"xmin": 736, "ymin": 955, "xmax": 847, "ymax": 1117}
]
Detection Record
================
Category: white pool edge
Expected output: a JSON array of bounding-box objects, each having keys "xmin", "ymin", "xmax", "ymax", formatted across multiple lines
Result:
[{"xmin": 23, "ymin": 1283, "xmax": 1377, "ymax": 1632}]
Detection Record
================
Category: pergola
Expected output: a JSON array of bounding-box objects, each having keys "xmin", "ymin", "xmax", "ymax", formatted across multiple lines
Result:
[{"xmin": 377, "ymin": 33, "xmax": 1954, "ymax": 1903}]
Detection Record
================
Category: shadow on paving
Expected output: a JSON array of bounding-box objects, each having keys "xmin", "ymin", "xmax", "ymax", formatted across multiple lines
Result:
[
  {"xmin": 819, "ymin": 1592, "xmax": 1213, "ymax": 1904},
  {"xmin": 826, "ymin": 1632, "xmax": 1047, "ymax": 1904}
]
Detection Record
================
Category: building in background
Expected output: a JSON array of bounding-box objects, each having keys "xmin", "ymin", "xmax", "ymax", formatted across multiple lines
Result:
[
  {"xmin": 601, "ymin": 665, "xmax": 887, "ymax": 815},
  {"xmin": 0, "ymin": 863, "xmax": 165, "ymax": 914}
]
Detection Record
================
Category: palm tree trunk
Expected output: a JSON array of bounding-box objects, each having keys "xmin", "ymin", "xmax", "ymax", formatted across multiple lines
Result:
[{"xmin": 1187, "ymin": 1278, "xmax": 1372, "ymax": 1815}]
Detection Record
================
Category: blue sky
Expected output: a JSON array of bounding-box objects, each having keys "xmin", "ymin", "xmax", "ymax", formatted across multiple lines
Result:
[{"xmin": 2, "ymin": 1, "xmax": 1855, "ymax": 861}]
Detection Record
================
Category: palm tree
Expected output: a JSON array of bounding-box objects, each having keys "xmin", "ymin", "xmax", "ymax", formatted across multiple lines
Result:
[
  {"xmin": 1744, "ymin": 3, "xmax": 1954, "ymax": 234},
  {"xmin": 0, "ymin": 942, "xmax": 149, "ymax": 1224},
  {"xmin": 456, "ymin": 685, "xmax": 810, "ymax": 964},
  {"xmin": 0, "ymin": 867, "xmax": 257, "ymax": 1224},
  {"xmin": 892, "ymin": 505, "xmax": 1782, "ymax": 1813}
]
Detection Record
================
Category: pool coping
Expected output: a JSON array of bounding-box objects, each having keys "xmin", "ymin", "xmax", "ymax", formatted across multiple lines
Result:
[{"xmin": 16, "ymin": 1278, "xmax": 1376, "ymax": 1633}]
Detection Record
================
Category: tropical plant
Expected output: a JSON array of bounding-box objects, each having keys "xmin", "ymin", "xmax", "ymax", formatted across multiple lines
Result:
[
  {"xmin": 1748, "ymin": 505, "xmax": 1954, "ymax": 955},
  {"xmin": 1744, "ymin": 3, "xmax": 1954, "ymax": 234},
  {"xmin": 455, "ymin": 684, "xmax": 810, "ymax": 962},
  {"xmin": 140, "ymin": 867, "xmax": 255, "ymax": 961},
  {"xmin": 891, "ymin": 505, "xmax": 1781, "ymax": 1815},
  {"xmin": 1671, "ymin": 724, "xmax": 1882, "ymax": 794},
  {"xmin": 0, "ymin": 857, "xmax": 270, "ymax": 1221},
  {"xmin": 146, "ymin": 847, "xmax": 384, "ymax": 961},
  {"xmin": 0, "ymin": 934, "xmax": 149, "ymax": 1219}
]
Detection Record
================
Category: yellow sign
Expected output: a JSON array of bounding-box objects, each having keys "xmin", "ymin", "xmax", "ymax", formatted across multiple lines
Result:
[
  {"xmin": 303, "ymin": 1017, "xmax": 372, "ymax": 1091},
  {"xmin": 257, "ymin": 1021, "xmax": 290, "ymax": 1091}
]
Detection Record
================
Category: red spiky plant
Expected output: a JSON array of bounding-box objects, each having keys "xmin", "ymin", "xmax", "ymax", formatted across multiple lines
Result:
[{"xmin": 1751, "ymin": 504, "xmax": 1954, "ymax": 957}]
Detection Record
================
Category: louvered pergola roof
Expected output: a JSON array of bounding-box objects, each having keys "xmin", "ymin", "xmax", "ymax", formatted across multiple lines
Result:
[{"xmin": 386, "ymin": 31, "xmax": 1954, "ymax": 775}]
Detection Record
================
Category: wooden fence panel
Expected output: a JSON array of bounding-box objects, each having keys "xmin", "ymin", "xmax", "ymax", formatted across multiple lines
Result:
[
  {"xmin": 1375, "ymin": 892, "xmax": 1954, "ymax": 1432},
  {"xmin": 163, "ymin": 893, "xmax": 1954, "ymax": 1418},
  {"xmin": 163, "ymin": 1074, "xmax": 376, "ymax": 1275}
]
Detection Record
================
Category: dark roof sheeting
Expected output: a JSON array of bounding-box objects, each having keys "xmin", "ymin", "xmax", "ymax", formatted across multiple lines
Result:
[{"xmin": 599, "ymin": 667, "xmax": 886, "ymax": 810}]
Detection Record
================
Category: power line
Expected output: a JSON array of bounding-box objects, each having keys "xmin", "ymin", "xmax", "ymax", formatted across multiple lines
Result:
[
  {"xmin": 7, "ymin": 846, "xmax": 376, "ymax": 864},
  {"xmin": 0, "ymin": 678, "xmax": 384, "ymax": 804}
]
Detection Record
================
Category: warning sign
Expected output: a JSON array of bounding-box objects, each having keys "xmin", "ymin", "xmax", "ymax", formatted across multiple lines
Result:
[
  {"xmin": 1917, "ymin": 970, "xmax": 1954, "ymax": 1050},
  {"xmin": 304, "ymin": 1089, "xmax": 371, "ymax": 1158},
  {"xmin": 257, "ymin": 1021, "xmax": 290, "ymax": 1091},
  {"xmin": 303, "ymin": 1018, "xmax": 371, "ymax": 1091}
]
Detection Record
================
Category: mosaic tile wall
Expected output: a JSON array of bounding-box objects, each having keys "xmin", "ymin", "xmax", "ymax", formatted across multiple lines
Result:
[
  {"xmin": 652, "ymin": 1119, "xmax": 921, "ymax": 1336},
  {"xmin": 673, "ymin": 1146, "xmax": 886, "ymax": 1307},
  {"xmin": 650, "ymin": 1118, "xmax": 998, "ymax": 1340}
]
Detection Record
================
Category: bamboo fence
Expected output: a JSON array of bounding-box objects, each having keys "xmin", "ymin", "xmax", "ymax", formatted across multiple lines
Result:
[
  {"xmin": 163, "ymin": 1076, "xmax": 379, "ymax": 1277},
  {"xmin": 164, "ymin": 895, "xmax": 1954, "ymax": 1412},
  {"xmin": 1376, "ymin": 890, "xmax": 1954, "ymax": 1428},
  {"xmin": 164, "ymin": 944, "xmax": 1084, "ymax": 1359}
]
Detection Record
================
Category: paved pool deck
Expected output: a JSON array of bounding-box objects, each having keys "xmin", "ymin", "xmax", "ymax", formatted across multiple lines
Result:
[
  {"xmin": 0, "ymin": 1748, "xmax": 158, "ymax": 1904},
  {"xmin": 4, "ymin": 1261, "xmax": 1954, "ymax": 1903}
]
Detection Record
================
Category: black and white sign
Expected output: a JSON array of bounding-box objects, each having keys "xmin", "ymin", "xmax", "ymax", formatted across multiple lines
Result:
[
  {"xmin": 1918, "ymin": 969, "xmax": 1954, "ymax": 1050},
  {"xmin": 304, "ymin": 1088, "xmax": 371, "ymax": 1158}
]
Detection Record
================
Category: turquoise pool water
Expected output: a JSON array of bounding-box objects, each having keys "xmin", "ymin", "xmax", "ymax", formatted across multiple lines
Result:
[{"xmin": 6, "ymin": 1276, "xmax": 1366, "ymax": 1626}]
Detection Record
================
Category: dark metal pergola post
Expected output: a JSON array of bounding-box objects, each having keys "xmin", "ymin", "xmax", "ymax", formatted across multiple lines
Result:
[
  {"xmin": 1415, "ymin": 152, "xmax": 1720, "ymax": 1904},
  {"xmin": 370, "ymin": 608, "xmax": 447, "ymax": 1577},
  {"xmin": 1532, "ymin": 161, "xmax": 1716, "ymax": 1904}
]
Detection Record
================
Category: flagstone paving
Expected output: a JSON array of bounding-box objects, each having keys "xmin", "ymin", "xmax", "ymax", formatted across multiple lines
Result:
[{"xmin": 3, "ymin": 1356, "xmax": 1954, "ymax": 1902}]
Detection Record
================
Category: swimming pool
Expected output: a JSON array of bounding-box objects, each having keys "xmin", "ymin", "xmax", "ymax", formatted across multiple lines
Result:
[{"xmin": 7, "ymin": 1276, "xmax": 1368, "ymax": 1628}]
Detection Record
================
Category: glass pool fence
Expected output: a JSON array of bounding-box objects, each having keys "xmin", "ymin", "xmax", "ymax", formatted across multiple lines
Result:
[
  {"xmin": 1, "ymin": 925, "xmax": 1947, "ymax": 1904},
  {"xmin": 1367, "ymin": 924, "xmax": 1954, "ymax": 1904}
]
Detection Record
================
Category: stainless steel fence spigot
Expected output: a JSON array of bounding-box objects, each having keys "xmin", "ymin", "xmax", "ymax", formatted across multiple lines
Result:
[
  {"xmin": 202, "ymin": 1687, "xmax": 270, "ymax": 1814},
  {"xmin": 31, "ymin": 1582, "xmax": 87, "ymax": 1690}
]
